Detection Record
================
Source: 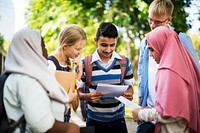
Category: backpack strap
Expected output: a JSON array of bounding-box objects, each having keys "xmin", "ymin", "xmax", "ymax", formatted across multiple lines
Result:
[
  {"xmin": 48, "ymin": 56, "xmax": 62, "ymax": 70},
  {"xmin": 84, "ymin": 54, "xmax": 92, "ymax": 87},
  {"xmin": 84, "ymin": 54, "xmax": 127, "ymax": 85},
  {"xmin": 0, "ymin": 73, "xmax": 26, "ymax": 133},
  {"xmin": 80, "ymin": 54, "xmax": 92, "ymax": 121},
  {"xmin": 119, "ymin": 55, "xmax": 127, "ymax": 83},
  {"xmin": 174, "ymin": 29, "xmax": 181, "ymax": 35},
  {"xmin": 0, "ymin": 73, "xmax": 11, "ymax": 121}
]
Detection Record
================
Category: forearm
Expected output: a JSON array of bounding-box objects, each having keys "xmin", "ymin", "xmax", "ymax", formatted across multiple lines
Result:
[
  {"xmin": 138, "ymin": 108, "xmax": 182, "ymax": 123},
  {"xmin": 46, "ymin": 120, "xmax": 80, "ymax": 133},
  {"xmin": 78, "ymin": 89, "xmax": 90, "ymax": 101}
]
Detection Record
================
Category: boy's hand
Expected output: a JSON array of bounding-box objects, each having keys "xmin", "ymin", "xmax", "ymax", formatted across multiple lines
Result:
[{"xmin": 88, "ymin": 92, "xmax": 103, "ymax": 103}]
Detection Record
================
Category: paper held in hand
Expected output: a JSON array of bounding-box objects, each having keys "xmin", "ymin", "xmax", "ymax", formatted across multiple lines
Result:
[
  {"xmin": 115, "ymin": 96, "xmax": 141, "ymax": 109},
  {"xmin": 96, "ymin": 83, "xmax": 128, "ymax": 97},
  {"xmin": 55, "ymin": 70, "xmax": 76, "ymax": 93}
]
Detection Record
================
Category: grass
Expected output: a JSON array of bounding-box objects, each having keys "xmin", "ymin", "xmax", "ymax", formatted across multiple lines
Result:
[{"xmin": 125, "ymin": 82, "xmax": 138, "ymax": 119}]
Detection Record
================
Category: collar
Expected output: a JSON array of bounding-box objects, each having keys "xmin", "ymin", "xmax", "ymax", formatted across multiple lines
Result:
[{"xmin": 91, "ymin": 49, "xmax": 122, "ymax": 64}]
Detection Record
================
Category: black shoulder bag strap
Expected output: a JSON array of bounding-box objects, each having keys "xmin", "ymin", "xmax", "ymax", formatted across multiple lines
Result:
[{"xmin": 174, "ymin": 29, "xmax": 181, "ymax": 35}]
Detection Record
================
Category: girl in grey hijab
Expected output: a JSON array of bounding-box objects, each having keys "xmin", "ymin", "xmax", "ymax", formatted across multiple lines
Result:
[{"xmin": 3, "ymin": 27, "xmax": 80, "ymax": 133}]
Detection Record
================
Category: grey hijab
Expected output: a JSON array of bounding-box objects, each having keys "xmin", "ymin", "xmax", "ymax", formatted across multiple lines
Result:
[{"xmin": 4, "ymin": 27, "xmax": 69, "ymax": 103}]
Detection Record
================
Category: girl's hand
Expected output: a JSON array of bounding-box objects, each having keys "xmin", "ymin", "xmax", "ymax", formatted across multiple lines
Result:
[
  {"xmin": 68, "ymin": 89, "xmax": 77, "ymax": 103},
  {"xmin": 72, "ymin": 58, "xmax": 83, "ymax": 80}
]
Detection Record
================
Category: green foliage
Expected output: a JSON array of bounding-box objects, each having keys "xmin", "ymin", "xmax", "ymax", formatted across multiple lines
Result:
[
  {"xmin": 189, "ymin": 33, "xmax": 200, "ymax": 60},
  {"xmin": 24, "ymin": 0, "xmax": 200, "ymax": 119},
  {"xmin": 0, "ymin": 34, "xmax": 9, "ymax": 56},
  {"xmin": 25, "ymin": 0, "xmax": 196, "ymax": 69},
  {"xmin": 0, "ymin": 34, "xmax": 4, "ymax": 47}
]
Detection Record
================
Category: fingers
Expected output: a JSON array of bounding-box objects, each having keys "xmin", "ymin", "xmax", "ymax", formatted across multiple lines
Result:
[
  {"xmin": 68, "ymin": 92, "xmax": 77, "ymax": 103},
  {"xmin": 132, "ymin": 108, "xmax": 142, "ymax": 122},
  {"xmin": 123, "ymin": 93, "xmax": 133, "ymax": 101},
  {"xmin": 89, "ymin": 92, "xmax": 103, "ymax": 103}
]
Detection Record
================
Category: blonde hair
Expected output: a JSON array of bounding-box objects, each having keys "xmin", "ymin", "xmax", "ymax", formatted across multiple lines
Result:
[
  {"xmin": 58, "ymin": 24, "xmax": 87, "ymax": 47},
  {"xmin": 58, "ymin": 24, "xmax": 86, "ymax": 71},
  {"xmin": 149, "ymin": 0, "xmax": 174, "ymax": 17}
]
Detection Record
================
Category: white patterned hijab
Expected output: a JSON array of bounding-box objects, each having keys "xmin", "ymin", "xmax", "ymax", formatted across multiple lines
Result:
[{"xmin": 4, "ymin": 27, "xmax": 69, "ymax": 103}]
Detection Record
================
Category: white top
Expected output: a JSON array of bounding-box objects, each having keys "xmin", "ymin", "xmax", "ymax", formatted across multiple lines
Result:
[
  {"xmin": 4, "ymin": 74, "xmax": 66, "ymax": 133},
  {"xmin": 147, "ymin": 56, "xmax": 158, "ymax": 107}
]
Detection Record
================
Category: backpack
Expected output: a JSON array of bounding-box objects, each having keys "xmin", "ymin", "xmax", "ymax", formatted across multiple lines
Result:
[
  {"xmin": 0, "ymin": 73, "xmax": 26, "ymax": 133},
  {"xmin": 80, "ymin": 54, "xmax": 128, "ymax": 121}
]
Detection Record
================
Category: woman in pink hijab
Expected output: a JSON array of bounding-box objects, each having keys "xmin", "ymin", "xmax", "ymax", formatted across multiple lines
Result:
[{"xmin": 132, "ymin": 26, "xmax": 200, "ymax": 133}]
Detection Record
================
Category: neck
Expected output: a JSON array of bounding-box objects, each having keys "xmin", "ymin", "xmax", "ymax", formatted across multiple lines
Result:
[{"xmin": 52, "ymin": 49, "xmax": 67, "ymax": 65}]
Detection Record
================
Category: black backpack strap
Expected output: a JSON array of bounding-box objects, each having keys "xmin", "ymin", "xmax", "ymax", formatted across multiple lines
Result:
[
  {"xmin": 19, "ymin": 116, "xmax": 26, "ymax": 133},
  {"xmin": 9, "ymin": 115, "xmax": 26, "ymax": 133},
  {"xmin": 0, "ymin": 73, "xmax": 11, "ymax": 122},
  {"xmin": 48, "ymin": 56, "xmax": 62, "ymax": 70},
  {"xmin": 0, "ymin": 73, "xmax": 26, "ymax": 133},
  {"xmin": 174, "ymin": 29, "xmax": 181, "ymax": 35}
]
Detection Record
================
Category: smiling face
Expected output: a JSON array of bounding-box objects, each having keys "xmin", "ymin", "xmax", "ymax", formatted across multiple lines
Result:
[
  {"xmin": 147, "ymin": 44, "xmax": 160, "ymax": 64},
  {"xmin": 95, "ymin": 36, "xmax": 117, "ymax": 61},
  {"xmin": 63, "ymin": 39, "xmax": 86, "ymax": 59},
  {"xmin": 58, "ymin": 24, "xmax": 87, "ymax": 60}
]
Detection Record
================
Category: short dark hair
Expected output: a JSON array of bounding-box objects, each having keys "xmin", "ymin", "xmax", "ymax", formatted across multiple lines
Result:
[{"xmin": 96, "ymin": 22, "xmax": 118, "ymax": 40}]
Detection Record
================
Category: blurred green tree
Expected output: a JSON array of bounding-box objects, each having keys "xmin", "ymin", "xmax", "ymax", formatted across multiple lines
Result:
[{"xmin": 25, "ymin": 0, "xmax": 196, "ymax": 78}]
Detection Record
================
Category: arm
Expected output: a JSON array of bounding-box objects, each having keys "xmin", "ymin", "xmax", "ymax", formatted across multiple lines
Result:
[
  {"xmin": 137, "ymin": 38, "xmax": 147, "ymax": 105},
  {"xmin": 123, "ymin": 85, "xmax": 133, "ymax": 101},
  {"xmin": 123, "ymin": 56, "xmax": 134, "ymax": 101},
  {"xmin": 78, "ymin": 89, "xmax": 102, "ymax": 103},
  {"xmin": 47, "ymin": 60, "xmax": 57, "ymax": 75},
  {"xmin": 18, "ymin": 76, "xmax": 79, "ymax": 133},
  {"xmin": 178, "ymin": 32, "xmax": 200, "ymax": 70},
  {"xmin": 132, "ymin": 108, "xmax": 182, "ymax": 123},
  {"xmin": 46, "ymin": 120, "xmax": 80, "ymax": 133},
  {"xmin": 78, "ymin": 57, "xmax": 102, "ymax": 103}
]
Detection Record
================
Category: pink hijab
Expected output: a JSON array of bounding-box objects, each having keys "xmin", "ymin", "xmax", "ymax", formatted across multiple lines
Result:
[{"xmin": 146, "ymin": 26, "xmax": 200, "ymax": 132}]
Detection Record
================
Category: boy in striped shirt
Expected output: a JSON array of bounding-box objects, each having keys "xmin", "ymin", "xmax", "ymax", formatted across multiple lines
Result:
[{"xmin": 79, "ymin": 22, "xmax": 135, "ymax": 133}]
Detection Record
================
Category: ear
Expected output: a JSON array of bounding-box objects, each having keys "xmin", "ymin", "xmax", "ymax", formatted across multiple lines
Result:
[
  {"xmin": 63, "ymin": 46, "xmax": 67, "ymax": 50},
  {"xmin": 62, "ymin": 43, "xmax": 68, "ymax": 50},
  {"xmin": 115, "ymin": 38, "xmax": 118, "ymax": 43},
  {"xmin": 168, "ymin": 16, "xmax": 173, "ymax": 23},
  {"xmin": 94, "ymin": 38, "xmax": 97, "ymax": 45}
]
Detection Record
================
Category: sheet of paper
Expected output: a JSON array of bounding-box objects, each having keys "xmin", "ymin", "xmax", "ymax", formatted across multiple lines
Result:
[
  {"xmin": 96, "ymin": 83, "xmax": 128, "ymax": 97},
  {"xmin": 115, "ymin": 96, "xmax": 141, "ymax": 109}
]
